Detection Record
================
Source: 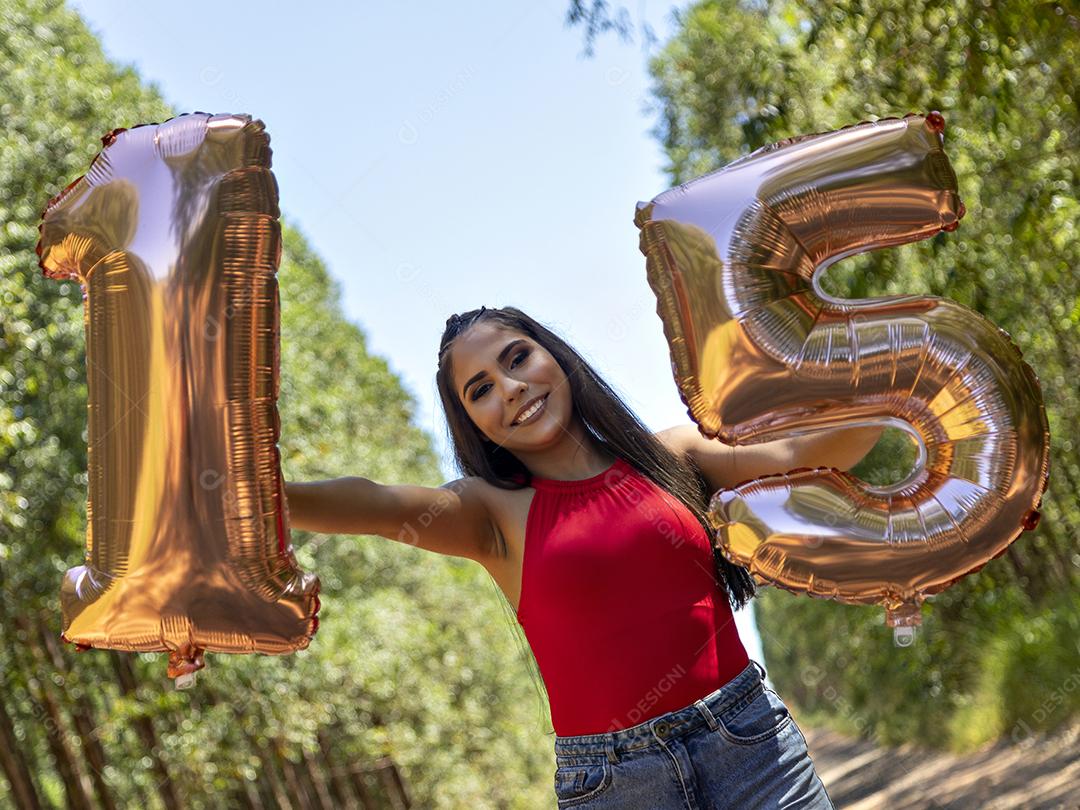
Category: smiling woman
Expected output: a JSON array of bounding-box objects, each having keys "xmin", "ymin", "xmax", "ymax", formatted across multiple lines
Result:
[
  {"xmin": 430, "ymin": 305, "xmax": 835, "ymax": 806},
  {"xmin": 285, "ymin": 305, "xmax": 834, "ymax": 808}
]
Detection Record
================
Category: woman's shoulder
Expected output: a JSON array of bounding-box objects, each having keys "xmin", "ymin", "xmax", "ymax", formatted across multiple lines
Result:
[{"xmin": 449, "ymin": 473, "xmax": 533, "ymax": 560}]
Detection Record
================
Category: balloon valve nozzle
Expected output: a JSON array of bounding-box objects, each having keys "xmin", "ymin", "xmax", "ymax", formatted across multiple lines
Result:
[
  {"xmin": 885, "ymin": 603, "xmax": 922, "ymax": 647},
  {"xmin": 892, "ymin": 626, "xmax": 917, "ymax": 647}
]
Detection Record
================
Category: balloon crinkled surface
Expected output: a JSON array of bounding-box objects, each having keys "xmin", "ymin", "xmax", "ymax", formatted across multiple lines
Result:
[
  {"xmin": 634, "ymin": 112, "xmax": 1050, "ymax": 644},
  {"xmin": 36, "ymin": 112, "xmax": 320, "ymax": 681}
]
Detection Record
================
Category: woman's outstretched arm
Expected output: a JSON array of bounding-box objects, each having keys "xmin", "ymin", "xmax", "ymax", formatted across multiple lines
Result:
[
  {"xmin": 655, "ymin": 423, "xmax": 885, "ymax": 494},
  {"xmin": 785, "ymin": 424, "xmax": 885, "ymax": 473},
  {"xmin": 283, "ymin": 476, "xmax": 498, "ymax": 563}
]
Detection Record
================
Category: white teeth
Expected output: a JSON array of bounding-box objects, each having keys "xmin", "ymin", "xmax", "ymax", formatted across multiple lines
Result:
[{"xmin": 514, "ymin": 396, "xmax": 545, "ymax": 425}]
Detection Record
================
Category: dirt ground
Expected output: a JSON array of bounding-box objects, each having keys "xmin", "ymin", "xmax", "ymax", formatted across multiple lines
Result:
[{"xmin": 802, "ymin": 720, "xmax": 1080, "ymax": 809}]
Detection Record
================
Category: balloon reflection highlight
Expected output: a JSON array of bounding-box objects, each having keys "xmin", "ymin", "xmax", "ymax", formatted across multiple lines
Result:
[
  {"xmin": 635, "ymin": 112, "xmax": 1050, "ymax": 644},
  {"xmin": 37, "ymin": 112, "xmax": 319, "ymax": 682}
]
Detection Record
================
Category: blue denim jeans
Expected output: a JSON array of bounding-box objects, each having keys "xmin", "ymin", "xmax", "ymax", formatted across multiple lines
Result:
[{"xmin": 551, "ymin": 660, "xmax": 835, "ymax": 809}]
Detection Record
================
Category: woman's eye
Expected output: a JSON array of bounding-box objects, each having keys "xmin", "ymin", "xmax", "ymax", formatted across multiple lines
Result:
[{"xmin": 471, "ymin": 350, "xmax": 528, "ymax": 400}]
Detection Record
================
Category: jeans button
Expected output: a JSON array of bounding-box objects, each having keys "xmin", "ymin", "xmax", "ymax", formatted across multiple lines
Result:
[{"xmin": 655, "ymin": 721, "xmax": 670, "ymax": 737}]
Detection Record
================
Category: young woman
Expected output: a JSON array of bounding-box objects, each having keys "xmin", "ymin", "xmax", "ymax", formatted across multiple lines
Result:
[{"xmin": 285, "ymin": 306, "xmax": 863, "ymax": 808}]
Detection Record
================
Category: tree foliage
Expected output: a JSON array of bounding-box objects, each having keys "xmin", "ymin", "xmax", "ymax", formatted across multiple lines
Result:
[
  {"xmin": 1, "ymin": 1, "xmax": 554, "ymax": 806},
  {"xmin": 640, "ymin": 0, "xmax": 1079, "ymax": 751}
]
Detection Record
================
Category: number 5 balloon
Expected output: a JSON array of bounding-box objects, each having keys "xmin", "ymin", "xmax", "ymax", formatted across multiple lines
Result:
[
  {"xmin": 36, "ymin": 112, "xmax": 320, "ymax": 683},
  {"xmin": 634, "ymin": 111, "xmax": 1050, "ymax": 645}
]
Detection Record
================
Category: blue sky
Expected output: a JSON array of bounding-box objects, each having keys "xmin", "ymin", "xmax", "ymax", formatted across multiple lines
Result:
[{"xmin": 68, "ymin": 0, "xmax": 767, "ymax": 667}]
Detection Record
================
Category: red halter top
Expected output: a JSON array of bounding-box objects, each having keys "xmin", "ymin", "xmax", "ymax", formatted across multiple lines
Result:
[{"xmin": 514, "ymin": 456, "xmax": 749, "ymax": 736}]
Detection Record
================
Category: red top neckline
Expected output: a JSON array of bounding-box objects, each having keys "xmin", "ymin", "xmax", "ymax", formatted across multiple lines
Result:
[{"xmin": 528, "ymin": 456, "xmax": 625, "ymax": 491}]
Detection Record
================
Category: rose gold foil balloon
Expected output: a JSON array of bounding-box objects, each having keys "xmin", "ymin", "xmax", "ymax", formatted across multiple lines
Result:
[
  {"xmin": 634, "ymin": 112, "xmax": 1050, "ymax": 645},
  {"xmin": 36, "ymin": 112, "xmax": 319, "ymax": 683}
]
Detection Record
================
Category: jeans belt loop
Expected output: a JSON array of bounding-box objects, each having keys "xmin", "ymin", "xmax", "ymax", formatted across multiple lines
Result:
[
  {"xmin": 605, "ymin": 735, "xmax": 618, "ymax": 764},
  {"xmin": 694, "ymin": 697, "xmax": 719, "ymax": 731},
  {"xmin": 753, "ymin": 659, "xmax": 767, "ymax": 682}
]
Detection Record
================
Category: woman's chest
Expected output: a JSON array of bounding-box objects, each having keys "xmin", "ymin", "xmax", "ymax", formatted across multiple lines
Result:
[{"xmin": 485, "ymin": 483, "xmax": 712, "ymax": 618}]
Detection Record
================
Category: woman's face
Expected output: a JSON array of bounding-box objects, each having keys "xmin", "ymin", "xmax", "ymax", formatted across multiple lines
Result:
[{"xmin": 450, "ymin": 322, "xmax": 571, "ymax": 451}]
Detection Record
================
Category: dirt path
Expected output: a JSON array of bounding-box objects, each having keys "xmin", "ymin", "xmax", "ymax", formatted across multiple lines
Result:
[{"xmin": 801, "ymin": 720, "xmax": 1080, "ymax": 809}]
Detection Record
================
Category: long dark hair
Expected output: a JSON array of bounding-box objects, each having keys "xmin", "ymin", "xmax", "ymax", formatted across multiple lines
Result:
[{"xmin": 436, "ymin": 305, "xmax": 756, "ymax": 733}]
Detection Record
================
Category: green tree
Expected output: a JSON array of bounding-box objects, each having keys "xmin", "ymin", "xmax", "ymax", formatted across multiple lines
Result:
[
  {"xmin": 1, "ymin": 1, "xmax": 554, "ymax": 806},
  {"xmin": 627, "ymin": 0, "xmax": 1078, "ymax": 751}
]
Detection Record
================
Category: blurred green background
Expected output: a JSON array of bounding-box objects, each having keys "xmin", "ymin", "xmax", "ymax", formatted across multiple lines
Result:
[{"xmin": 1, "ymin": 0, "xmax": 1076, "ymax": 807}]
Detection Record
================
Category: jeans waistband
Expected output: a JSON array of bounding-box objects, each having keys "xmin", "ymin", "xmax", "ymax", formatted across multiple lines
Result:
[{"xmin": 554, "ymin": 659, "xmax": 768, "ymax": 763}]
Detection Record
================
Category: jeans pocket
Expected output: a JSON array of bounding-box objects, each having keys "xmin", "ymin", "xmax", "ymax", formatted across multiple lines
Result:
[
  {"xmin": 716, "ymin": 686, "xmax": 793, "ymax": 745},
  {"xmin": 553, "ymin": 755, "xmax": 613, "ymax": 806}
]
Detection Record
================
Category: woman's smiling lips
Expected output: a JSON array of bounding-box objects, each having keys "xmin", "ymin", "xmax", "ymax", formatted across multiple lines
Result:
[{"xmin": 511, "ymin": 394, "xmax": 547, "ymax": 426}]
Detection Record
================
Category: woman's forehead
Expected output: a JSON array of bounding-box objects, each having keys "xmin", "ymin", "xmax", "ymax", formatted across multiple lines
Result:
[{"xmin": 450, "ymin": 324, "xmax": 527, "ymax": 383}]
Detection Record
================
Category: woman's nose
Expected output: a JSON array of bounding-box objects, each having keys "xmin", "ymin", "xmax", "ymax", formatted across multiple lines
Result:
[{"xmin": 503, "ymin": 379, "xmax": 527, "ymax": 399}]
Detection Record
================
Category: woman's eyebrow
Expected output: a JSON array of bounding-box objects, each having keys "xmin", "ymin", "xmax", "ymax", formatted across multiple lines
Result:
[{"xmin": 462, "ymin": 339, "xmax": 526, "ymax": 397}]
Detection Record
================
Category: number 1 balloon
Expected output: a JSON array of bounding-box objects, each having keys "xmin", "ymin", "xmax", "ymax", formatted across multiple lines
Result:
[
  {"xmin": 634, "ymin": 111, "xmax": 1050, "ymax": 645},
  {"xmin": 36, "ymin": 112, "xmax": 320, "ymax": 684}
]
